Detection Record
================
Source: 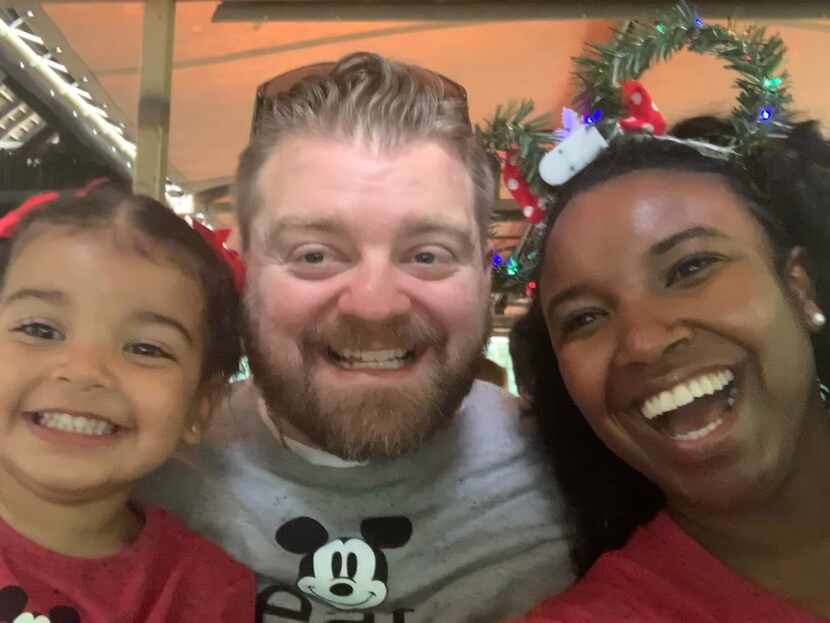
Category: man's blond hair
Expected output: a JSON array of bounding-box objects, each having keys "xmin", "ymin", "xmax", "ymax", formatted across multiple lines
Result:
[{"xmin": 235, "ymin": 51, "xmax": 496, "ymax": 253}]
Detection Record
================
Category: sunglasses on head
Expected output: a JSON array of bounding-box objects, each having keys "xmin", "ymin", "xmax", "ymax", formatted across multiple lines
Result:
[{"xmin": 250, "ymin": 60, "xmax": 470, "ymax": 137}]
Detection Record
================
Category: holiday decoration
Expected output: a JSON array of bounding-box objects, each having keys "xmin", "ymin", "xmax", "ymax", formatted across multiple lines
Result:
[
  {"xmin": 569, "ymin": 1, "xmax": 791, "ymax": 161},
  {"xmin": 188, "ymin": 219, "xmax": 246, "ymax": 292},
  {"xmin": 503, "ymin": 156, "xmax": 545, "ymax": 224},
  {"xmin": 618, "ymin": 81, "xmax": 667, "ymax": 135},
  {"xmin": 477, "ymin": 1, "xmax": 794, "ymax": 291},
  {"xmin": 539, "ymin": 123, "xmax": 608, "ymax": 186},
  {"xmin": 0, "ymin": 191, "xmax": 60, "ymax": 237}
]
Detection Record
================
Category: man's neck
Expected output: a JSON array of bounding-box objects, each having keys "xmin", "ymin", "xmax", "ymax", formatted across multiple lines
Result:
[
  {"xmin": 258, "ymin": 400, "xmax": 319, "ymax": 449},
  {"xmin": 0, "ymin": 471, "xmax": 141, "ymax": 558},
  {"xmin": 257, "ymin": 402, "xmax": 368, "ymax": 467}
]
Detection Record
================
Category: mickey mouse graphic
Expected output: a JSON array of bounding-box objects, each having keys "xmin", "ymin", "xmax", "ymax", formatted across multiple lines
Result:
[
  {"xmin": 0, "ymin": 586, "xmax": 80, "ymax": 623},
  {"xmin": 276, "ymin": 516, "xmax": 412, "ymax": 611}
]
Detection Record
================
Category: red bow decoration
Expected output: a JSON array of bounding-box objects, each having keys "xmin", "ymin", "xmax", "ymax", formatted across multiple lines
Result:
[
  {"xmin": 188, "ymin": 219, "xmax": 246, "ymax": 292},
  {"xmin": 75, "ymin": 177, "xmax": 111, "ymax": 197},
  {"xmin": 619, "ymin": 80, "xmax": 667, "ymax": 136},
  {"xmin": 0, "ymin": 179, "xmax": 112, "ymax": 238},
  {"xmin": 502, "ymin": 154, "xmax": 545, "ymax": 225},
  {"xmin": 0, "ymin": 192, "xmax": 61, "ymax": 238}
]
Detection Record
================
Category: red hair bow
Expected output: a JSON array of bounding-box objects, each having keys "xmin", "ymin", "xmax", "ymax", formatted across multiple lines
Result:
[
  {"xmin": 0, "ymin": 192, "xmax": 60, "ymax": 238},
  {"xmin": 0, "ymin": 178, "xmax": 111, "ymax": 238},
  {"xmin": 188, "ymin": 219, "xmax": 246, "ymax": 292}
]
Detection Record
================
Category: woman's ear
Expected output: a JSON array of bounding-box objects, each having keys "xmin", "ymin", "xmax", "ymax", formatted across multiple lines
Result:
[
  {"xmin": 181, "ymin": 382, "xmax": 223, "ymax": 446},
  {"xmin": 785, "ymin": 247, "xmax": 826, "ymax": 332}
]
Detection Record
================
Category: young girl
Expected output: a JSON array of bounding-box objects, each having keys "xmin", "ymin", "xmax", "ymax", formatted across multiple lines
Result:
[{"xmin": 0, "ymin": 185, "xmax": 254, "ymax": 621}]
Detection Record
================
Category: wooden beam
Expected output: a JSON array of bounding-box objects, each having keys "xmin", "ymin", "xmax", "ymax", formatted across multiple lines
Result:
[
  {"xmin": 212, "ymin": 1, "xmax": 830, "ymax": 22},
  {"xmin": 134, "ymin": 0, "xmax": 175, "ymax": 200}
]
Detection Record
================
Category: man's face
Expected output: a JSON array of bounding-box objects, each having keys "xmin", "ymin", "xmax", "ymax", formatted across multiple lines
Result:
[{"xmin": 243, "ymin": 137, "xmax": 491, "ymax": 460}]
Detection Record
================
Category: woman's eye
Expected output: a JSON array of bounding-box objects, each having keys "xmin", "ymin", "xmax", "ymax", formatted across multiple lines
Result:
[
  {"xmin": 560, "ymin": 310, "xmax": 605, "ymax": 337},
  {"xmin": 666, "ymin": 254, "xmax": 721, "ymax": 286},
  {"xmin": 126, "ymin": 342, "xmax": 174, "ymax": 360},
  {"xmin": 13, "ymin": 322, "xmax": 62, "ymax": 341}
]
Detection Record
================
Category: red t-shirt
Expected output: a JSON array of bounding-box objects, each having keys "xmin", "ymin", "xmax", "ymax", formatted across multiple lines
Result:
[
  {"xmin": 521, "ymin": 512, "xmax": 829, "ymax": 623},
  {"xmin": 0, "ymin": 504, "xmax": 254, "ymax": 622}
]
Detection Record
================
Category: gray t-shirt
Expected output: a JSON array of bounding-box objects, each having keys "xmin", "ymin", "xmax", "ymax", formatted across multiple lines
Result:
[{"xmin": 138, "ymin": 380, "xmax": 574, "ymax": 623}]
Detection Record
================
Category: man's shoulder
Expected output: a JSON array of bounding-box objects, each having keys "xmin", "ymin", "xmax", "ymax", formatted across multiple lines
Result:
[
  {"xmin": 461, "ymin": 380, "xmax": 524, "ymax": 422},
  {"xmin": 458, "ymin": 380, "xmax": 542, "ymax": 444}
]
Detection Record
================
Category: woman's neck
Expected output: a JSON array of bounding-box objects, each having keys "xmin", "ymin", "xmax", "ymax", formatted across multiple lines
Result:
[
  {"xmin": 0, "ymin": 471, "xmax": 141, "ymax": 558},
  {"xmin": 669, "ymin": 401, "xmax": 830, "ymax": 616}
]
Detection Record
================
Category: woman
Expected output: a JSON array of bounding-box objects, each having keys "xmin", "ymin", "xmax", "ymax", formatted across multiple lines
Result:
[{"xmin": 513, "ymin": 119, "xmax": 830, "ymax": 621}]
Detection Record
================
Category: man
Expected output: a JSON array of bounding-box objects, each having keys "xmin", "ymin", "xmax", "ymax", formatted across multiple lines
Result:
[{"xmin": 140, "ymin": 52, "xmax": 572, "ymax": 622}]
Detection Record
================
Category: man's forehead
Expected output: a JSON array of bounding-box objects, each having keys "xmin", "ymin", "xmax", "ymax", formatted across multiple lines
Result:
[{"xmin": 254, "ymin": 137, "xmax": 476, "ymax": 223}]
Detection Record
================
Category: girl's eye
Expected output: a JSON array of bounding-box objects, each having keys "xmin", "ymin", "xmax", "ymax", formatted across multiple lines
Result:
[
  {"xmin": 126, "ymin": 342, "xmax": 174, "ymax": 360},
  {"xmin": 13, "ymin": 322, "xmax": 62, "ymax": 341},
  {"xmin": 666, "ymin": 254, "xmax": 722, "ymax": 287}
]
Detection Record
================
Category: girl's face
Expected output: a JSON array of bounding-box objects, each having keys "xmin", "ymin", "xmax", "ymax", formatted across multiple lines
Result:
[
  {"xmin": 0, "ymin": 226, "xmax": 209, "ymax": 503},
  {"xmin": 539, "ymin": 169, "xmax": 824, "ymax": 511}
]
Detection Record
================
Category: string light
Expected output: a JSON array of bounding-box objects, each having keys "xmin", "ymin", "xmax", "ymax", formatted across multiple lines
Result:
[
  {"xmin": 758, "ymin": 106, "xmax": 775, "ymax": 123},
  {"xmin": 763, "ymin": 76, "xmax": 782, "ymax": 91},
  {"xmin": 491, "ymin": 254, "xmax": 503, "ymax": 268},
  {"xmin": 583, "ymin": 109, "xmax": 603, "ymax": 125}
]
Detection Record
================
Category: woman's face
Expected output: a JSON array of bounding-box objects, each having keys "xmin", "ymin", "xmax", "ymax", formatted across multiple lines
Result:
[{"xmin": 539, "ymin": 169, "xmax": 823, "ymax": 510}]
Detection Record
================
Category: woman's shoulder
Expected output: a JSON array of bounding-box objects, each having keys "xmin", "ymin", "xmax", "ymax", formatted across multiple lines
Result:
[{"xmin": 519, "ymin": 513, "xmax": 720, "ymax": 623}]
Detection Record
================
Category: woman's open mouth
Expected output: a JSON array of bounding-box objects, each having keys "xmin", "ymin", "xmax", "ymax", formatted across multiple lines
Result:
[{"xmin": 638, "ymin": 369, "xmax": 737, "ymax": 442}]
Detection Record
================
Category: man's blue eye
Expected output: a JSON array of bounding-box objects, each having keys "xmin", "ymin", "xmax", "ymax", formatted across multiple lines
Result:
[
  {"xmin": 414, "ymin": 251, "xmax": 436, "ymax": 264},
  {"xmin": 302, "ymin": 252, "xmax": 325, "ymax": 264}
]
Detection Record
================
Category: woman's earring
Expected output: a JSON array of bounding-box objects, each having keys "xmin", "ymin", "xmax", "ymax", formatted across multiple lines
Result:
[{"xmin": 812, "ymin": 310, "xmax": 826, "ymax": 329}]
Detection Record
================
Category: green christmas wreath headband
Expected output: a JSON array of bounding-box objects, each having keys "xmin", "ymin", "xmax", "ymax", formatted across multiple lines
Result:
[{"xmin": 479, "ymin": 1, "xmax": 793, "ymax": 294}]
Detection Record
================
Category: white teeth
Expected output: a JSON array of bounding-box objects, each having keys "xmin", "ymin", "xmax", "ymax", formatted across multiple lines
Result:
[
  {"xmin": 340, "ymin": 348, "xmax": 408, "ymax": 362},
  {"xmin": 335, "ymin": 359, "xmax": 407, "ymax": 370},
  {"xmin": 672, "ymin": 385, "xmax": 694, "ymax": 408},
  {"xmin": 640, "ymin": 369, "xmax": 734, "ymax": 420},
  {"xmin": 669, "ymin": 417, "xmax": 724, "ymax": 441},
  {"xmin": 34, "ymin": 412, "xmax": 115, "ymax": 436},
  {"xmin": 334, "ymin": 348, "xmax": 411, "ymax": 369},
  {"xmin": 689, "ymin": 380, "xmax": 704, "ymax": 398}
]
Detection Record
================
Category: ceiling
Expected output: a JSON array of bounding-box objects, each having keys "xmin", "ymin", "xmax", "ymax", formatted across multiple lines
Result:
[{"xmin": 4, "ymin": 1, "xmax": 830, "ymax": 331}]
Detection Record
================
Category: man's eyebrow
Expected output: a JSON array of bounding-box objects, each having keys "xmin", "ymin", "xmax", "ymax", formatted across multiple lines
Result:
[
  {"xmin": 130, "ymin": 310, "xmax": 194, "ymax": 345},
  {"xmin": 260, "ymin": 215, "xmax": 346, "ymax": 248},
  {"xmin": 399, "ymin": 215, "xmax": 476, "ymax": 249},
  {"xmin": 649, "ymin": 226, "xmax": 729, "ymax": 256},
  {"xmin": 3, "ymin": 288, "xmax": 67, "ymax": 306}
]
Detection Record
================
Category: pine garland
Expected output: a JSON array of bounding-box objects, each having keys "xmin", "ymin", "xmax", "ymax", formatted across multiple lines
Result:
[
  {"xmin": 479, "ymin": 1, "xmax": 794, "ymax": 294},
  {"xmin": 576, "ymin": 1, "xmax": 792, "ymax": 159},
  {"xmin": 475, "ymin": 100, "xmax": 552, "ymax": 195}
]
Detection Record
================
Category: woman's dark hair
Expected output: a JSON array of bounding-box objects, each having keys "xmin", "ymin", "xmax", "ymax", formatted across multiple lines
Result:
[
  {"xmin": 512, "ymin": 117, "xmax": 830, "ymax": 577},
  {"xmin": 0, "ymin": 186, "xmax": 242, "ymax": 388}
]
